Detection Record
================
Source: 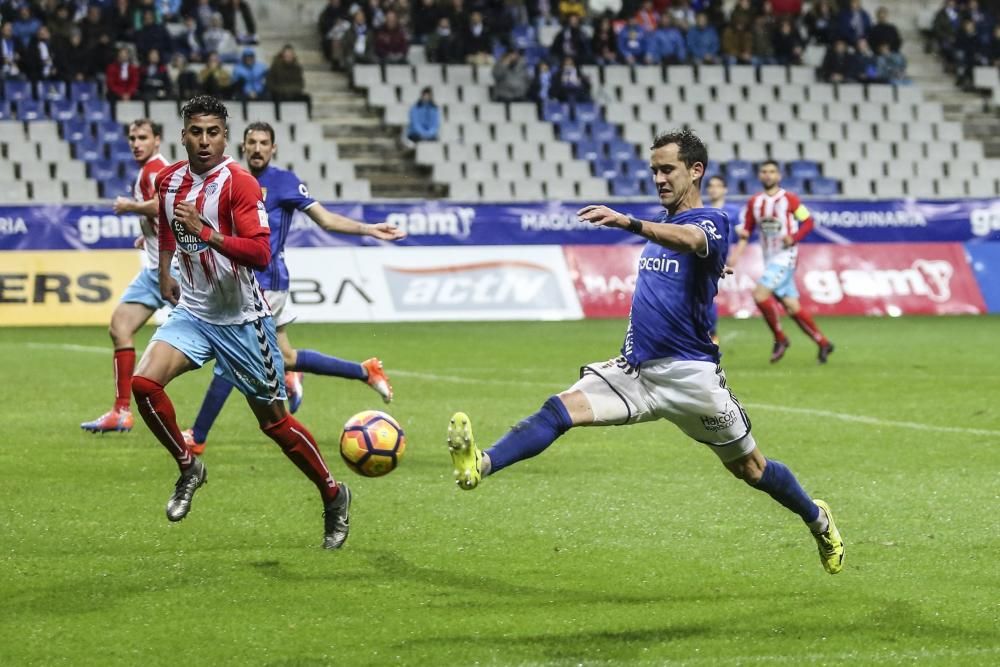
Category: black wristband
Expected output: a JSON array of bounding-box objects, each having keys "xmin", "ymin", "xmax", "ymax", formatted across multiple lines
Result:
[{"xmin": 627, "ymin": 215, "xmax": 643, "ymax": 234}]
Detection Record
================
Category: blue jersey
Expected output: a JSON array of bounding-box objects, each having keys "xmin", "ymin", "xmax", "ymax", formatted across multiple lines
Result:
[
  {"xmin": 621, "ymin": 207, "xmax": 729, "ymax": 366},
  {"xmin": 255, "ymin": 165, "xmax": 317, "ymax": 291}
]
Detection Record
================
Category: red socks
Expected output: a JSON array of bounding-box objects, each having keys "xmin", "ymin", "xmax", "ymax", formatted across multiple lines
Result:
[
  {"xmin": 263, "ymin": 416, "xmax": 339, "ymax": 502},
  {"xmin": 114, "ymin": 348, "xmax": 136, "ymax": 411},
  {"xmin": 132, "ymin": 375, "xmax": 193, "ymax": 471},
  {"xmin": 756, "ymin": 296, "xmax": 788, "ymax": 343},
  {"xmin": 791, "ymin": 311, "xmax": 830, "ymax": 347}
]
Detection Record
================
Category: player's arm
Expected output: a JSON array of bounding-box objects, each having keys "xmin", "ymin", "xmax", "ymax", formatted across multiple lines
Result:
[
  {"xmin": 727, "ymin": 205, "xmax": 754, "ymax": 267},
  {"xmin": 155, "ymin": 176, "xmax": 180, "ymax": 305},
  {"xmin": 304, "ymin": 203, "xmax": 406, "ymax": 241},
  {"xmin": 784, "ymin": 196, "xmax": 814, "ymax": 247},
  {"xmin": 113, "ymin": 195, "xmax": 159, "ymax": 218},
  {"xmin": 576, "ymin": 205, "xmax": 707, "ymax": 254}
]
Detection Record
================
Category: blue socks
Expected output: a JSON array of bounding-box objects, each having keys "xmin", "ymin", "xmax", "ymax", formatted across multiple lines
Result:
[
  {"xmin": 753, "ymin": 459, "xmax": 820, "ymax": 524},
  {"xmin": 485, "ymin": 396, "xmax": 573, "ymax": 474},
  {"xmin": 192, "ymin": 373, "xmax": 234, "ymax": 443},
  {"xmin": 292, "ymin": 350, "xmax": 366, "ymax": 380}
]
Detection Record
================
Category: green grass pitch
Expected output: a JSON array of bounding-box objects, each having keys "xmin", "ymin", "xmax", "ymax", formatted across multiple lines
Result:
[{"xmin": 1, "ymin": 316, "xmax": 998, "ymax": 666}]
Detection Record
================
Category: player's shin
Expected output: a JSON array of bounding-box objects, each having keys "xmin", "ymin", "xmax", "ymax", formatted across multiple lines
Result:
[
  {"xmin": 290, "ymin": 350, "xmax": 366, "ymax": 380},
  {"xmin": 790, "ymin": 311, "xmax": 829, "ymax": 346},
  {"xmin": 132, "ymin": 375, "xmax": 194, "ymax": 471},
  {"xmin": 485, "ymin": 396, "xmax": 573, "ymax": 474},
  {"xmin": 263, "ymin": 415, "xmax": 340, "ymax": 501},
  {"xmin": 113, "ymin": 347, "xmax": 136, "ymax": 411},
  {"xmin": 752, "ymin": 458, "xmax": 822, "ymax": 526},
  {"xmin": 756, "ymin": 297, "xmax": 788, "ymax": 342}
]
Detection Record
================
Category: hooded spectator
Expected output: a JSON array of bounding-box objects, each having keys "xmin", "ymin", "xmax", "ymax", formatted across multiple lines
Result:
[
  {"xmin": 687, "ymin": 12, "xmax": 721, "ymax": 64},
  {"xmin": 233, "ymin": 48, "xmax": 268, "ymax": 99},
  {"xmin": 406, "ymin": 87, "xmax": 440, "ymax": 142}
]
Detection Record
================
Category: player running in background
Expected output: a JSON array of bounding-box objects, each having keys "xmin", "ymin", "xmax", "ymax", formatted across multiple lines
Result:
[
  {"xmin": 81, "ymin": 119, "xmax": 171, "ymax": 434},
  {"xmin": 704, "ymin": 174, "xmax": 728, "ymax": 345},
  {"xmin": 446, "ymin": 130, "xmax": 844, "ymax": 574},
  {"xmin": 728, "ymin": 160, "xmax": 834, "ymax": 364},
  {"xmin": 181, "ymin": 122, "xmax": 404, "ymax": 454},
  {"xmin": 131, "ymin": 96, "xmax": 351, "ymax": 549}
]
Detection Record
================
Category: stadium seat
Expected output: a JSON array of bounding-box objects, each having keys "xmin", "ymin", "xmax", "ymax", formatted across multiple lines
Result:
[
  {"xmin": 592, "ymin": 157, "xmax": 619, "ymax": 179},
  {"xmin": 808, "ymin": 177, "xmax": 840, "ymax": 196},
  {"xmin": 19, "ymin": 160, "xmax": 52, "ymax": 181},
  {"xmin": 60, "ymin": 118, "xmax": 90, "ymax": 142},
  {"xmin": 725, "ymin": 160, "xmax": 754, "ymax": 180},
  {"xmin": 384, "ymin": 65, "xmax": 413, "ymax": 86},
  {"xmin": 479, "ymin": 180, "xmax": 513, "ymax": 201},
  {"xmin": 74, "ymin": 136, "xmax": 105, "ymax": 162},
  {"xmin": 666, "ymin": 65, "xmax": 695, "ymax": 86},
  {"xmin": 782, "ymin": 176, "xmax": 805, "ymax": 192},
  {"xmin": 545, "ymin": 180, "xmax": 576, "ymax": 200},
  {"xmin": 611, "ymin": 176, "xmax": 641, "ymax": 197},
  {"xmin": 16, "ymin": 99, "xmax": 45, "ymax": 121},
  {"xmin": 35, "ymin": 80, "xmax": 66, "ymax": 101},
  {"xmin": 87, "ymin": 159, "xmax": 119, "ymax": 181},
  {"xmin": 576, "ymin": 177, "xmax": 609, "ymax": 197},
  {"xmin": 573, "ymin": 103, "xmax": 600, "ymax": 123},
  {"xmin": 866, "ymin": 85, "xmax": 894, "ymax": 104},
  {"xmin": 589, "ymin": 120, "xmax": 617, "ymax": 142},
  {"xmin": 82, "ymin": 99, "xmax": 110, "ymax": 122},
  {"xmin": 3, "ymin": 80, "xmax": 33, "ymax": 102},
  {"xmin": 47, "ymin": 99, "xmax": 77, "ymax": 121},
  {"xmin": 0, "ymin": 180, "xmax": 30, "ymax": 203},
  {"xmin": 54, "ymin": 159, "xmax": 86, "ymax": 180},
  {"xmin": 573, "ymin": 140, "xmax": 601, "ymax": 161},
  {"xmin": 496, "ymin": 161, "xmax": 528, "ymax": 180},
  {"xmin": 541, "ymin": 101, "xmax": 569, "ymax": 122},
  {"xmin": 64, "ymin": 179, "xmax": 99, "ymax": 201},
  {"xmin": 70, "ymin": 81, "xmax": 100, "ymax": 101},
  {"xmin": 29, "ymin": 180, "xmax": 63, "ymax": 201},
  {"xmin": 606, "ymin": 139, "xmax": 635, "ymax": 161},
  {"xmin": 512, "ymin": 180, "xmax": 545, "ymax": 200},
  {"xmin": 633, "ymin": 65, "xmax": 662, "ymax": 87},
  {"xmin": 759, "ymin": 65, "xmax": 787, "ymax": 85},
  {"xmin": 37, "ymin": 140, "xmax": 71, "ymax": 162},
  {"xmin": 100, "ymin": 177, "xmax": 133, "ymax": 198},
  {"xmin": 445, "ymin": 65, "xmax": 475, "ymax": 86},
  {"xmin": 558, "ymin": 119, "xmax": 585, "ymax": 142},
  {"xmin": 729, "ymin": 65, "xmax": 756, "ymax": 86},
  {"xmin": 788, "ymin": 160, "xmax": 821, "ymax": 179},
  {"xmin": 447, "ymin": 180, "xmax": 479, "ymax": 200},
  {"xmin": 0, "ymin": 100, "xmax": 13, "ymax": 120}
]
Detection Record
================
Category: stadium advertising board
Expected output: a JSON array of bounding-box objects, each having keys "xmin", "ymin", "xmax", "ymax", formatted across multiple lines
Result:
[
  {"xmin": 962, "ymin": 243, "xmax": 1000, "ymax": 314},
  {"xmin": 564, "ymin": 243, "xmax": 986, "ymax": 318},
  {"xmin": 0, "ymin": 250, "xmax": 140, "ymax": 326},
  {"xmin": 5, "ymin": 198, "xmax": 1000, "ymax": 250}
]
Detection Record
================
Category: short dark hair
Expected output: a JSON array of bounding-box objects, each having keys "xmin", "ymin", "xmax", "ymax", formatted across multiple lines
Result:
[
  {"xmin": 243, "ymin": 121, "xmax": 275, "ymax": 143},
  {"xmin": 181, "ymin": 95, "xmax": 228, "ymax": 125},
  {"xmin": 130, "ymin": 118, "xmax": 162, "ymax": 137},
  {"xmin": 759, "ymin": 159, "xmax": 781, "ymax": 170},
  {"xmin": 650, "ymin": 128, "xmax": 709, "ymax": 185},
  {"xmin": 707, "ymin": 174, "xmax": 727, "ymax": 187}
]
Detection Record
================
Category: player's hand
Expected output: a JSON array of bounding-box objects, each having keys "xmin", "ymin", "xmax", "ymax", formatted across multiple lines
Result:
[
  {"xmin": 113, "ymin": 196, "xmax": 134, "ymax": 214},
  {"xmin": 173, "ymin": 201, "xmax": 204, "ymax": 235},
  {"xmin": 133, "ymin": 235, "xmax": 145, "ymax": 249},
  {"xmin": 782, "ymin": 234, "xmax": 795, "ymax": 248},
  {"xmin": 161, "ymin": 275, "xmax": 180, "ymax": 306},
  {"xmin": 577, "ymin": 205, "xmax": 627, "ymax": 229},
  {"xmin": 368, "ymin": 222, "xmax": 407, "ymax": 241},
  {"xmin": 721, "ymin": 265, "xmax": 734, "ymax": 278}
]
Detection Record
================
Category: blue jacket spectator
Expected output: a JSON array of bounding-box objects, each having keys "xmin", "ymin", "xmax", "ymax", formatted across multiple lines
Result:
[
  {"xmin": 137, "ymin": 10, "xmax": 173, "ymax": 62},
  {"xmin": 687, "ymin": 13, "xmax": 721, "ymax": 63},
  {"xmin": 836, "ymin": 0, "xmax": 872, "ymax": 45},
  {"xmin": 12, "ymin": 5, "xmax": 41, "ymax": 48},
  {"xmin": 232, "ymin": 49, "xmax": 268, "ymax": 98},
  {"xmin": 649, "ymin": 14, "xmax": 687, "ymax": 64},
  {"xmin": 407, "ymin": 87, "xmax": 440, "ymax": 142},
  {"xmin": 617, "ymin": 20, "xmax": 649, "ymax": 64}
]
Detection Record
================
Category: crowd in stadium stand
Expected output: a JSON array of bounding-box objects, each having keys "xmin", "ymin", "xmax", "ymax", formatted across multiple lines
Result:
[
  {"xmin": 929, "ymin": 0, "xmax": 1000, "ymax": 89},
  {"xmin": 0, "ymin": 0, "xmax": 309, "ymax": 102}
]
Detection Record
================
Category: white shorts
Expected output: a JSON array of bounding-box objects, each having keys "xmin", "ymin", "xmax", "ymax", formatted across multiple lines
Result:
[
  {"xmin": 571, "ymin": 356, "xmax": 755, "ymax": 462},
  {"xmin": 264, "ymin": 290, "xmax": 297, "ymax": 328}
]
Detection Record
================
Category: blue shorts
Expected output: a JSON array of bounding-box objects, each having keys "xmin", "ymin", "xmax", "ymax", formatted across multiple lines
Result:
[
  {"xmin": 758, "ymin": 262, "xmax": 799, "ymax": 299},
  {"xmin": 151, "ymin": 307, "xmax": 287, "ymax": 403},
  {"xmin": 120, "ymin": 266, "xmax": 178, "ymax": 310}
]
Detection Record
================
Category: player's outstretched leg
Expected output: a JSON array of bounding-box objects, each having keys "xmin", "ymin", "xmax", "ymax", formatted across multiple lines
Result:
[
  {"xmin": 447, "ymin": 412, "xmax": 484, "ymax": 490},
  {"xmin": 285, "ymin": 371, "xmax": 305, "ymax": 413},
  {"xmin": 362, "ymin": 358, "xmax": 394, "ymax": 404},
  {"xmin": 810, "ymin": 499, "xmax": 845, "ymax": 574},
  {"xmin": 755, "ymin": 296, "xmax": 789, "ymax": 362},
  {"xmin": 81, "ymin": 347, "xmax": 137, "ymax": 433},
  {"xmin": 789, "ymin": 309, "xmax": 834, "ymax": 363},
  {"xmin": 182, "ymin": 373, "xmax": 235, "ymax": 455},
  {"xmin": 289, "ymin": 351, "xmax": 394, "ymax": 405}
]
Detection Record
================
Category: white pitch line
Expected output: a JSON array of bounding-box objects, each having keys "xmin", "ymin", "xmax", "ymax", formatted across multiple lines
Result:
[
  {"xmin": 23, "ymin": 342, "xmax": 110, "ymax": 355},
  {"xmin": 394, "ymin": 369, "xmax": 1000, "ymax": 439}
]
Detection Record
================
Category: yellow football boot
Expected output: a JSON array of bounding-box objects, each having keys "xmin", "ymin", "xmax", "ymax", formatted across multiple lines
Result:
[
  {"xmin": 447, "ymin": 412, "xmax": 482, "ymax": 490},
  {"xmin": 811, "ymin": 499, "xmax": 845, "ymax": 574}
]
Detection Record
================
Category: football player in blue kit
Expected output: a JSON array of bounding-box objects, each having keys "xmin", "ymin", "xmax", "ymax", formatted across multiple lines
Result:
[
  {"xmin": 182, "ymin": 122, "xmax": 405, "ymax": 454},
  {"xmin": 446, "ymin": 130, "xmax": 845, "ymax": 574}
]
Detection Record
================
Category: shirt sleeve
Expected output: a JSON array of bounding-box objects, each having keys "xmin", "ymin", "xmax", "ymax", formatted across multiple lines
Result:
[
  {"xmin": 788, "ymin": 193, "xmax": 815, "ymax": 242},
  {"xmin": 218, "ymin": 170, "xmax": 270, "ymax": 269},
  {"xmin": 284, "ymin": 173, "xmax": 317, "ymax": 211},
  {"xmin": 684, "ymin": 216, "xmax": 725, "ymax": 259},
  {"xmin": 739, "ymin": 198, "xmax": 755, "ymax": 235},
  {"xmin": 155, "ymin": 169, "xmax": 175, "ymax": 252}
]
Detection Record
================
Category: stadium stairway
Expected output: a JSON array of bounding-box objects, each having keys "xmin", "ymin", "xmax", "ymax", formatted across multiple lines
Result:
[{"xmin": 253, "ymin": 2, "xmax": 438, "ymax": 200}]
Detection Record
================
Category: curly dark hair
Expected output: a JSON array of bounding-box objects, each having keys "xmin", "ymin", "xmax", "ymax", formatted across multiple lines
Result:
[
  {"xmin": 181, "ymin": 95, "xmax": 229, "ymax": 125},
  {"xmin": 243, "ymin": 121, "xmax": 275, "ymax": 143},
  {"xmin": 650, "ymin": 129, "xmax": 709, "ymax": 185}
]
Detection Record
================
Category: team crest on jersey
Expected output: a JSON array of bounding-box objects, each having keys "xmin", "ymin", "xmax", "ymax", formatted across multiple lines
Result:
[
  {"xmin": 260, "ymin": 186, "xmax": 268, "ymax": 201},
  {"xmin": 205, "ymin": 182, "xmax": 219, "ymax": 196},
  {"xmin": 171, "ymin": 218, "xmax": 209, "ymax": 252}
]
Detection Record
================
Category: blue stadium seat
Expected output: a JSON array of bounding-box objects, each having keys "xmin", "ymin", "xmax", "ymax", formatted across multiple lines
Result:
[
  {"xmin": 99, "ymin": 176, "xmax": 132, "ymax": 198},
  {"xmin": 808, "ymin": 177, "xmax": 840, "ymax": 195},
  {"xmin": 108, "ymin": 142, "xmax": 133, "ymax": 162},
  {"xmin": 573, "ymin": 139, "xmax": 601, "ymax": 160},
  {"xmin": 624, "ymin": 158, "xmax": 648, "ymax": 181},
  {"xmin": 557, "ymin": 119, "xmax": 585, "ymax": 142},
  {"xmin": 524, "ymin": 45, "xmax": 548, "ymax": 65},
  {"xmin": 49, "ymin": 99, "xmax": 77, "ymax": 121},
  {"xmin": 510, "ymin": 25, "xmax": 536, "ymax": 49},
  {"xmin": 36, "ymin": 80, "xmax": 66, "ymax": 101},
  {"xmin": 606, "ymin": 139, "xmax": 635, "ymax": 161},
  {"xmin": 788, "ymin": 159, "xmax": 821, "ymax": 179},
  {"xmin": 611, "ymin": 176, "xmax": 642, "ymax": 197},
  {"xmin": 542, "ymin": 100, "xmax": 569, "ymax": 122},
  {"xmin": 122, "ymin": 164, "xmax": 140, "ymax": 184},
  {"xmin": 592, "ymin": 157, "xmax": 619, "ymax": 179},
  {"xmin": 0, "ymin": 100, "xmax": 12, "ymax": 120},
  {"xmin": 61, "ymin": 118, "xmax": 90, "ymax": 142},
  {"xmin": 70, "ymin": 81, "xmax": 100, "ymax": 101},
  {"xmin": 573, "ymin": 102, "xmax": 600, "ymax": 123},
  {"xmin": 3, "ymin": 80, "xmax": 33, "ymax": 102},
  {"xmin": 726, "ymin": 160, "xmax": 754, "ymax": 180},
  {"xmin": 82, "ymin": 99, "xmax": 110, "ymax": 122},
  {"xmin": 16, "ymin": 99, "xmax": 45, "ymax": 121},
  {"xmin": 732, "ymin": 176, "xmax": 757, "ymax": 194},
  {"xmin": 97, "ymin": 120, "xmax": 125, "ymax": 143},
  {"xmin": 588, "ymin": 120, "xmax": 617, "ymax": 142},
  {"xmin": 782, "ymin": 176, "xmax": 805, "ymax": 192},
  {"xmin": 88, "ymin": 159, "xmax": 119, "ymax": 181},
  {"xmin": 74, "ymin": 137, "xmax": 105, "ymax": 162}
]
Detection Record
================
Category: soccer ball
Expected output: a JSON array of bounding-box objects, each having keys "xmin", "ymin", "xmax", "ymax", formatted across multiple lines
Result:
[{"xmin": 339, "ymin": 410, "xmax": 406, "ymax": 477}]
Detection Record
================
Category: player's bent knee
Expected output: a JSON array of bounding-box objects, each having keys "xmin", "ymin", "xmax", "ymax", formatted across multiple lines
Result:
[{"xmin": 131, "ymin": 375, "xmax": 162, "ymax": 400}]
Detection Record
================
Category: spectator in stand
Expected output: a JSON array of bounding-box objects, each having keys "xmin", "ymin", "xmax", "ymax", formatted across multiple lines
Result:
[
  {"xmin": 46, "ymin": 4, "xmax": 76, "ymax": 46},
  {"xmin": 529, "ymin": 59, "xmax": 554, "ymax": 102},
  {"xmin": 804, "ymin": 0, "xmax": 836, "ymax": 45},
  {"xmin": 730, "ymin": 0, "xmax": 755, "ymax": 30},
  {"xmin": 770, "ymin": 0, "xmax": 803, "ymax": 16},
  {"xmin": 12, "ymin": 5, "xmax": 41, "ymax": 48},
  {"xmin": 442, "ymin": 0, "xmax": 467, "ymax": 31},
  {"xmin": 197, "ymin": 51, "xmax": 232, "ymax": 97},
  {"xmin": 752, "ymin": 15, "xmax": 776, "ymax": 63},
  {"xmin": 867, "ymin": 6, "xmax": 902, "ymax": 53},
  {"xmin": 55, "ymin": 27, "xmax": 94, "ymax": 82},
  {"xmin": 550, "ymin": 14, "xmax": 590, "ymax": 63},
  {"xmin": 1, "ymin": 22, "xmax": 24, "ymax": 79},
  {"xmin": 192, "ymin": 0, "xmax": 217, "ymax": 33},
  {"xmin": 933, "ymin": 0, "xmax": 961, "ymax": 58},
  {"xmin": 137, "ymin": 9, "xmax": 173, "ymax": 62},
  {"xmin": 688, "ymin": 12, "xmax": 721, "ymax": 64},
  {"xmin": 553, "ymin": 55, "xmax": 591, "ymax": 102},
  {"xmin": 853, "ymin": 37, "xmax": 878, "ymax": 81},
  {"xmin": 106, "ymin": 46, "xmax": 140, "ymax": 100},
  {"xmin": 558, "ymin": 0, "xmax": 587, "ymax": 20},
  {"xmin": 21, "ymin": 25, "xmax": 58, "ymax": 81},
  {"xmin": 175, "ymin": 16, "xmax": 204, "ymax": 61},
  {"xmin": 168, "ymin": 52, "xmax": 200, "ymax": 99},
  {"xmin": 232, "ymin": 48, "xmax": 267, "ymax": 99},
  {"xmin": 722, "ymin": 16, "xmax": 754, "ymax": 64},
  {"xmin": 375, "ymin": 9, "xmax": 409, "ymax": 63},
  {"xmin": 990, "ymin": 24, "xmax": 1000, "ymax": 66},
  {"xmin": 343, "ymin": 9, "xmax": 377, "ymax": 67},
  {"xmin": 462, "ymin": 11, "xmax": 494, "ymax": 65},
  {"xmin": 836, "ymin": 0, "xmax": 871, "ymax": 46},
  {"xmin": 635, "ymin": 0, "xmax": 659, "ymax": 31},
  {"xmin": 874, "ymin": 41, "xmax": 908, "ymax": 84},
  {"xmin": 140, "ymin": 47, "xmax": 171, "ymax": 99},
  {"xmin": 649, "ymin": 13, "xmax": 688, "ymax": 65},
  {"xmin": 955, "ymin": 18, "xmax": 988, "ymax": 87},
  {"xmin": 412, "ymin": 0, "xmax": 440, "ymax": 44},
  {"xmin": 618, "ymin": 17, "xmax": 650, "ymax": 64},
  {"xmin": 425, "ymin": 16, "xmax": 463, "ymax": 63},
  {"xmin": 406, "ymin": 87, "xmax": 440, "ymax": 143},
  {"xmin": 773, "ymin": 17, "xmax": 803, "ymax": 65},
  {"xmin": 203, "ymin": 13, "xmax": 239, "ymax": 63},
  {"xmin": 319, "ymin": 0, "xmax": 348, "ymax": 61},
  {"xmin": 591, "ymin": 15, "xmax": 619, "ymax": 64},
  {"xmin": 159, "ymin": 0, "xmax": 184, "ymax": 22},
  {"xmin": 109, "ymin": 0, "xmax": 136, "ymax": 43},
  {"xmin": 820, "ymin": 38, "xmax": 856, "ymax": 82},
  {"xmin": 964, "ymin": 0, "xmax": 993, "ymax": 40},
  {"xmin": 492, "ymin": 49, "xmax": 531, "ymax": 102},
  {"xmin": 219, "ymin": 0, "xmax": 258, "ymax": 44},
  {"xmin": 669, "ymin": 0, "xmax": 697, "ymax": 27},
  {"xmin": 267, "ymin": 45, "xmax": 310, "ymax": 102}
]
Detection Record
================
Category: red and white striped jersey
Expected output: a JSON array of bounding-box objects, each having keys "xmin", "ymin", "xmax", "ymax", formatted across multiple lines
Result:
[
  {"xmin": 156, "ymin": 157, "xmax": 272, "ymax": 325},
  {"xmin": 134, "ymin": 153, "xmax": 168, "ymax": 269},
  {"xmin": 739, "ymin": 189, "xmax": 813, "ymax": 267}
]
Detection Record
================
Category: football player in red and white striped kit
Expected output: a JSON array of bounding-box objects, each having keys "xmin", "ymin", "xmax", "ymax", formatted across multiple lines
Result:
[
  {"xmin": 729, "ymin": 160, "xmax": 834, "ymax": 363},
  {"xmin": 130, "ymin": 96, "xmax": 351, "ymax": 549}
]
